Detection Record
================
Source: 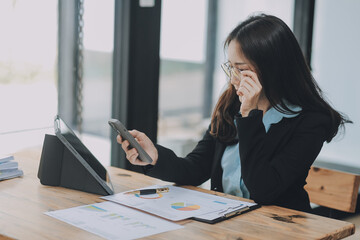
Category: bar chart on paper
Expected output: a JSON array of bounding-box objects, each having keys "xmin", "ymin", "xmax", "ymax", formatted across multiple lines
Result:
[
  {"xmin": 82, "ymin": 205, "xmax": 107, "ymax": 212},
  {"xmin": 45, "ymin": 202, "xmax": 183, "ymax": 240}
]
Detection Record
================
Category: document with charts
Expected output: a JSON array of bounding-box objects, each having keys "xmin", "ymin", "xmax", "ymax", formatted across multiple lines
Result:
[
  {"xmin": 45, "ymin": 201, "xmax": 183, "ymax": 240},
  {"xmin": 102, "ymin": 185, "xmax": 257, "ymax": 221}
]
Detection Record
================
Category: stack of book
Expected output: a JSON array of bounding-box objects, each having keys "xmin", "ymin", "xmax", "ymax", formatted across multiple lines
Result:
[{"xmin": 0, "ymin": 155, "xmax": 23, "ymax": 181}]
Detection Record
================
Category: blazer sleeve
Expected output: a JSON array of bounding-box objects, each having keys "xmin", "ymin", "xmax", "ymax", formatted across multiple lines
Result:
[
  {"xmin": 145, "ymin": 127, "xmax": 216, "ymax": 186},
  {"xmin": 236, "ymin": 110, "xmax": 330, "ymax": 204}
]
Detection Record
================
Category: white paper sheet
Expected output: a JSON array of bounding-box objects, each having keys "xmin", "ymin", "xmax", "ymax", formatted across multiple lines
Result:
[
  {"xmin": 102, "ymin": 185, "xmax": 253, "ymax": 221},
  {"xmin": 45, "ymin": 201, "xmax": 184, "ymax": 240}
]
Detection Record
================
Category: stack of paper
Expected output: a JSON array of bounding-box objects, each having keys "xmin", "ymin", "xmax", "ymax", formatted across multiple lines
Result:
[{"xmin": 0, "ymin": 155, "xmax": 23, "ymax": 181}]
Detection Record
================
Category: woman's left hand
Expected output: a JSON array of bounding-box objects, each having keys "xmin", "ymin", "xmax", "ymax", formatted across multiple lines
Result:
[{"xmin": 236, "ymin": 70, "xmax": 262, "ymax": 117}]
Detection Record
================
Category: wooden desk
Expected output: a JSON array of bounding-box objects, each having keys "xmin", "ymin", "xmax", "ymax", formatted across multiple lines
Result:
[{"xmin": 0, "ymin": 148, "xmax": 355, "ymax": 240}]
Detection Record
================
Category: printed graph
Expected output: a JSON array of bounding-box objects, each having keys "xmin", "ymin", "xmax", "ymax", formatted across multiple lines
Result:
[
  {"xmin": 101, "ymin": 213, "xmax": 130, "ymax": 220},
  {"xmin": 171, "ymin": 202, "xmax": 200, "ymax": 211},
  {"xmin": 81, "ymin": 205, "xmax": 107, "ymax": 212}
]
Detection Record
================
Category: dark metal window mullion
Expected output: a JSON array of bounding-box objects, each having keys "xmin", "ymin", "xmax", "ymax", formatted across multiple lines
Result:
[
  {"xmin": 203, "ymin": 0, "xmax": 218, "ymax": 118},
  {"xmin": 111, "ymin": 0, "xmax": 131, "ymax": 169},
  {"xmin": 58, "ymin": 0, "xmax": 81, "ymax": 129},
  {"xmin": 111, "ymin": 0, "xmax": 162, "ymax": 170},
  {"xmin": 293, "ymin": 0, "xmax": 316, "ymax": 67}
]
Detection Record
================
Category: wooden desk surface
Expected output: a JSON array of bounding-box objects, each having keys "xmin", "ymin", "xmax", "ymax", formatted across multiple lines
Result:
[{"xmin": 0, "ymin": 148, "xmax": 355, "ymax": 240}]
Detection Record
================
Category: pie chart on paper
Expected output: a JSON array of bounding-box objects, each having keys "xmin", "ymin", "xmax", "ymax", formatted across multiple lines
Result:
[{"xmin": 171, "ymin": 202, "xmax": 201, "ymax": 211}]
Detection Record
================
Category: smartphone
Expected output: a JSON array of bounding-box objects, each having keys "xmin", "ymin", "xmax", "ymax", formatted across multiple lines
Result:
[{"xmin": 108, "ymin": 119, "xmax": 153, "ymax": 164}]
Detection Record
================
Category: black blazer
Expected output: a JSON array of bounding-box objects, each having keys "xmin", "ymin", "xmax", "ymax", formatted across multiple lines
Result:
[{"xmin": 145, "ymin": 109, "xmax": 331, "ymax": 212}]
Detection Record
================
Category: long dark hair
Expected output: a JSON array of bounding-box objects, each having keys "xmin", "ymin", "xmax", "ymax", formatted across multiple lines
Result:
[{"xmin": 210, "ymin": 14, "xmax": 351, "ymax": 143}]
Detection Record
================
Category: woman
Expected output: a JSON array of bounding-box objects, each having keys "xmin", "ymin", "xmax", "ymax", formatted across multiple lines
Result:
[{"xmin": 117, "ymin": 14, "xmax": 350, "ymax": 212}]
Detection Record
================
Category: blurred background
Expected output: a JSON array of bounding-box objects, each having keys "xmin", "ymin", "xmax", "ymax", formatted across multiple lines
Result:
[{"xmin": 0, "ymin": 0, "xmax": 359, "ymax": 173}]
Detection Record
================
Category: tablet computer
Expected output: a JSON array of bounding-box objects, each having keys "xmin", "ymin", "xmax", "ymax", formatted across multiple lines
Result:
[{"xmin": 54, "ymin": 115, "xmax": 114, "ymax": 195}]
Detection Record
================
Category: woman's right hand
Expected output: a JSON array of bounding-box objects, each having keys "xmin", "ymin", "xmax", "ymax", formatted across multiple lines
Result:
[
  {"xmin": 236, "ymin": 70, "xmax": 262, "ymax": 117},
  {"xmin": 116, "ymin": 130, "xmax": 158, "ymax": 166}
]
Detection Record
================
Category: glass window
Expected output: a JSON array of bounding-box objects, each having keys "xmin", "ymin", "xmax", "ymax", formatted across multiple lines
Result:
[
  {"xmin": 0, "ymin": 0, "xmax": 58, "ymax": 154},
  {"xmin": 312, "ymin": 0, "xmax": 360, "ymax": 167},
  {"xmin": 158, "ymin": 0, "xmax": 208, "ymax": 155},
  {"xmin": 77, "ymin": 0, "xmax": 114, "ymax": 166},
  {"xmin": 82, "ymin": 0, "xmax": 114, "ymax": 138}
]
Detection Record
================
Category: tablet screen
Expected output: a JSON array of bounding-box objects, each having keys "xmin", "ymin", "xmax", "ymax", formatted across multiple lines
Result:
[{"xmin": 54, "ymin": 115, "xmax": 113, "ymax": 193}]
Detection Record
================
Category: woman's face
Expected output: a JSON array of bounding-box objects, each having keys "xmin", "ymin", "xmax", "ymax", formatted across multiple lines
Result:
[{"xmin": 226, "ymin": 40, "xmax": 253, "ymax": 92}]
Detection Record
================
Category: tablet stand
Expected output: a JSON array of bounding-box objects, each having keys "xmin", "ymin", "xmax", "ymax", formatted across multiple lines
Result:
[{"xmin": 38, "ymin": 134, "xmax": 110, "ymax": 195}]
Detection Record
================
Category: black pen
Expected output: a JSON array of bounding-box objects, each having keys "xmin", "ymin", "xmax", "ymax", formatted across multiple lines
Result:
[{"xmin": 125, "ymin": 187, "xmax": 169, "ymax": 195}]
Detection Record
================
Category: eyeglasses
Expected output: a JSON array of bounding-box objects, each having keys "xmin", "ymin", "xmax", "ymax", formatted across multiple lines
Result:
[{"xmin": 221, "ymin": 62, "xmax": 243, "ymax": 81}]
